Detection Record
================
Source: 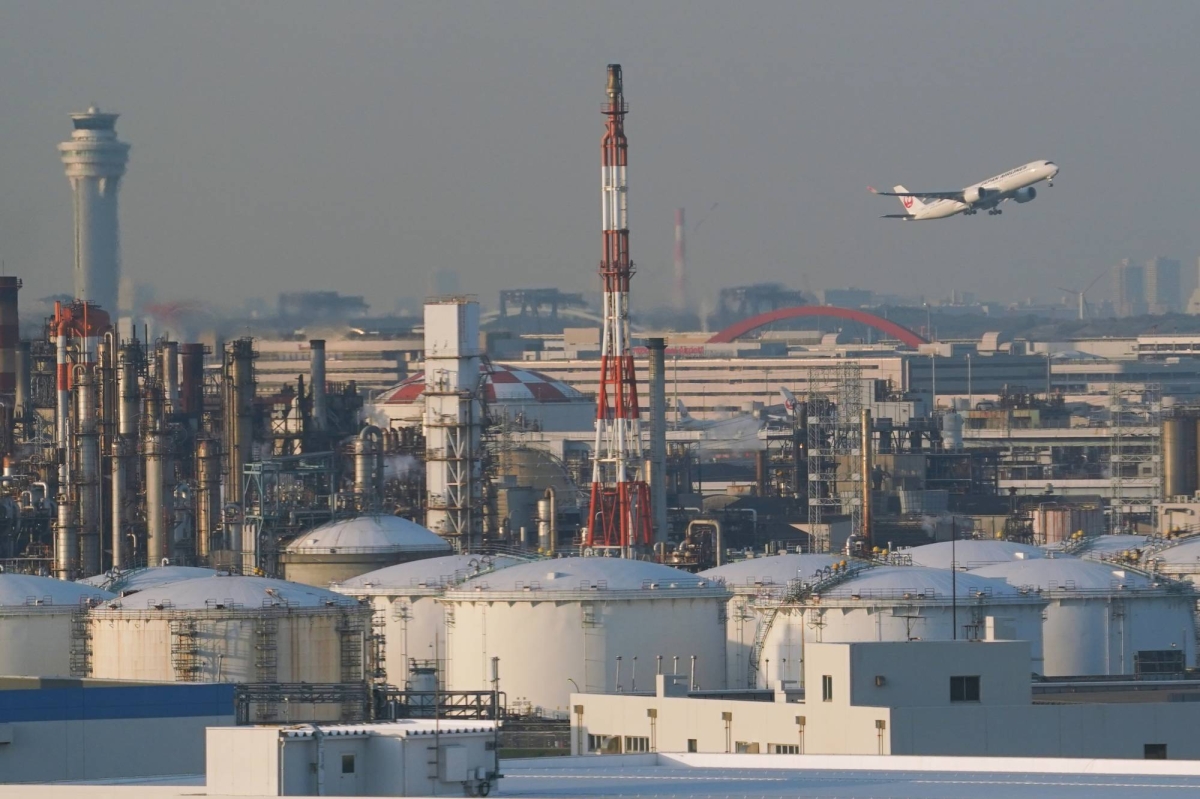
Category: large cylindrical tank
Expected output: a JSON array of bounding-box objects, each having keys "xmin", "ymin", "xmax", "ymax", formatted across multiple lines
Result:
[
  {"xmin": 500, "ymin": 487, "xmax": 538, "ymax": 542},
  {"xmin": 1163, "ymin": 417, "xmax": 1196, "ymax": 499},
  {"xmin": 280, "ymin": 515, "xmax": 452, "ymax": 587},
  {"xmin": 973, "ymin": 558, "xmax": 1195, "ymax": 676},
  {"xmin": 331, "ymin": 554, "xmax": 521, "ymax": 688},
  {"xmin": 1031, "ymin": 505, "xmax": 1105, "ymax": 545},
  {"xmin": 744, "ymin": 566, "xmax": 1047, "ymax": 688},
  {"xmin": 699, "ymin": 553, "xmax": 840, "ymax": 689},
  {"xmin": 79, "ymin": 565, "xmax": 222, "ymax": 596},
  {"xmin": 941, "ymin": 411, "xmax": 964, "ymax": 451},
  {"xmin": 87, "ymin": 576, "xmax": 371, "ymax": 687},
  {"xmin": 442, "ymin": 557, "xmax": 730, "ymax": 716},
  {"xmin": 0, "ymin": 574, "xmax": 113, "ymax": 677}
]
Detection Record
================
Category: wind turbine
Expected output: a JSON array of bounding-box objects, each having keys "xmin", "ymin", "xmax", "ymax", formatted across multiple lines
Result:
[{"xmin": 1057, "ymin": 268, "xmax": 1109, "ymax": 321}]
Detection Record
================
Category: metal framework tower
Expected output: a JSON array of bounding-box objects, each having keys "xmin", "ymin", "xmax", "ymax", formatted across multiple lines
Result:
[
  {"xmin": 805, "ymin": 363, "xmax": 863, "ymax": 552},
  {"xmin": 1109, "ymin": 383, "xmax": 1161, "ymax": 533},
  {"xmin": 423, "ymin": 298, "xmax": 483, "ymax": 552},
  {"xmin": 59, "ymin": 107, "xmax": 130, "ymax": 315},
  {"xmin": 586, "ymin": 64, "xmax": 652, "ymax": 554}
]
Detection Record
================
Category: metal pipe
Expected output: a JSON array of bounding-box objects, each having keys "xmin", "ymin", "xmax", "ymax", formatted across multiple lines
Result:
[
  {"xmin": 144, "ymin": 386, "xmax": 167, "ymax": 566},
  {"xmin": 75, "ymin": 368, "xmax": 101, "ymax": 576},
  {"xmin": 224, "ymin": 339, "xmax": 255, "ymax": 508},
  {"xmin": 545, "ymin": 486, "xmax": 556, "ymax": 556},
  {"xmin": 647, "ymin": 338, "xmax": 668, "ymax": 545},
  {"xmin": 111, "ymin": 436, "xmax": 128, "ymax": 571},
  {"xmin": 310, "ymin": 339, "xmax": 327, "ymax": 432},
  {"xmin": 861, "ymin": 408, "xmax": 872, "ymax": 547}
]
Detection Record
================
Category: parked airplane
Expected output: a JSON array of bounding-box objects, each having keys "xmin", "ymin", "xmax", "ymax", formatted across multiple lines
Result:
[{"xmin": 869, "ymin": 160, "xmax": 1059, "ymax": 220}]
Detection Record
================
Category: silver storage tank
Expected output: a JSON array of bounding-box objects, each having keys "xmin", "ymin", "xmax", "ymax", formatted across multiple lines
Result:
[
  {"xmin": 0, "ymin": 574, "xmax": 113, "ymax": 677},
  {"xmin": 280, "ymin": 515, "xmax": 452, "ymax": 587}
]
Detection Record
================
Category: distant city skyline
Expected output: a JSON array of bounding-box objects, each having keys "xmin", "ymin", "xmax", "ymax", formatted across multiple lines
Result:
[{"xmin": 1, "ymin": 3, "xmax": 1199, "ymax": 313}]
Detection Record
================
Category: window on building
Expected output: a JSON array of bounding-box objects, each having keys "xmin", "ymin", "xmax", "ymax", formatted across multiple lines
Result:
[
  {"xmin": 950, "ymin": 675, "xmax": 981, "ymax": 703},
  {"xmin": 822, "ymin": 675, "xmax": 833, "ymax": 702},
  {"xmin": 687, "ymin": 739, "xmax": 698, "ymax": 753},
  {"xmin": 341, "ymin": 754, "xmax": 355, "ymax": 774},
  {"xmin": 588, "ymin": 734, "xmax": 616, "ymax": 753},
  {"xmin": 735, "ymin": 742, "xmax": 760, "ymax": 754},
  {"xmin": 1135, "ymin": 649, "xmax": 1185, "ymax": 676},
  {"xmin": 624, "ymin": 736, "xmax": 650, "ymax": 753},
  {"xmin": 1145, "ymin": 744, "xmax": 1168, "ymax": 760},
  {"xmin": 768, "ymin": 743, "xmax": 800, "ymax": 754}
]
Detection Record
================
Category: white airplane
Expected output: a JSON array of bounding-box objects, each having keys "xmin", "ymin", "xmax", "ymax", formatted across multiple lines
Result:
[{"xmin": 869, "ymin": 160, "xmax": 1059, "ymax": 220}]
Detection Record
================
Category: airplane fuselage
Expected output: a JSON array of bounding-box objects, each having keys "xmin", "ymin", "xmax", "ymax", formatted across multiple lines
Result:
[{"xmin": 908, "ymin": 160, "xmax": 1058, "ymax": 220}]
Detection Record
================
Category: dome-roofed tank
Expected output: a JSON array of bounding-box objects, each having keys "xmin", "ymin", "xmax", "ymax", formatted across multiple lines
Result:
[
  {"xmin": 903, "ymin": 540, "xmax": 1047, "ymax": 570},
  {"xmin": 973, "ymin": 558, "xmax": 1195, "ymax": 676},
  {"xmin": 87, "ymin": 575, "xmax": 373, "ymax": 720},
  {"xmin": 1148, "ymin": 536, "xmax": 1200, "ymax": 583},
  {"xmin": 79, "ymin": 566, "xmax": 223, "ymax": 595},
  {"xmin": 332, "ymin": 554, "xmax": 523, "ymax": 687},
  {"xmin": 1043, "ymin": 534, "xmax": 1149, "ymax": 560},
  {"xmin": 0, "ymin": 573, "xmax": 113, "ymax": 677},
  {"xmin": 745, "ymin": 565, "xmax": 1047, "ymax": 688},
  {"xmin": 280, "ymin": 514, "xmax": 453, "ymax": 587},
  {"xmin": 442, "ymin": 557, "xmax": 730, "ymax": 714}
]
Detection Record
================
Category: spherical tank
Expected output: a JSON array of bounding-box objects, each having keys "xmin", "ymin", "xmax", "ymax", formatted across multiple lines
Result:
[
  {"xmin": 699, "ymin": 553, "xmax": 840, "ymax": 689},
  {"xmin": 973, "ymin": 558, "xmax": 1196, "ymax": 676},
  {"xmin": 748, "ymin": 566, "xmax": 1047, "ymax": 688},
  {"xmin": 331, "ymin": 554, "xmax": 522, "ymax": 688},
  {"xmin": 87, "ymin": 576, "xmax": 372, "ymax": 694},
  {"xmin": 442, "ymin": 557, "xmax": 730, "ymax": 716},
  {"xmin": 0, "ymin": 574, "xmax": 113, "ymax": 677},
  {"xmin": 280, "ymin": 514, "xmax": 452, "ymax": 587}
]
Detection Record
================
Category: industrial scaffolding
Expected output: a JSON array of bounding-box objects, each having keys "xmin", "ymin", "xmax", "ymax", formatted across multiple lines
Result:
[
  {"xmin": 1109, "ymin": 383, "xmax": 1161, "ymax": 534},
  {"xmin": 805, "ymin": 363, "xmax": 863, "ymax": 552}
]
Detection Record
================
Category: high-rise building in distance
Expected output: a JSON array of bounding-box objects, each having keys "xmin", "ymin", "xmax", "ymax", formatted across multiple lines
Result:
[
  {"xmin": 1113, "ymin": 259, "xmax": 1147, "ymax": 318},
  {"xmin": 1145, "ymin": 257, "xmax": 1182, "ymax": 315}
]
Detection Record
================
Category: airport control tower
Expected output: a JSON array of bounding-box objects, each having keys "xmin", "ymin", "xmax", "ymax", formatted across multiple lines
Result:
[{"xmin": 59, "ymin": 107, "xmax": 130, "ymax": 315}]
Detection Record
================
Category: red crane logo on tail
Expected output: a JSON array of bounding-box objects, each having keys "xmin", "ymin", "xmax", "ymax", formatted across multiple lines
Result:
[{"xmin": 902, "ymin": 195, "xmax": 915, "ymax": 209}]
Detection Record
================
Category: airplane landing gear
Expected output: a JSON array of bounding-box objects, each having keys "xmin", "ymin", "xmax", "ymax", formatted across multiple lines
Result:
[{"xmin": 987, "ymin": 208, "xmax": 1003, "ymax": 216}]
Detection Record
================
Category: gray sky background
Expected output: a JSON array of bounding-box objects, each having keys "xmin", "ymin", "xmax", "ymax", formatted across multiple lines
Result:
[{"xmin": 0, "ymin": 1, "xmax": 1197, "ymax": 314}]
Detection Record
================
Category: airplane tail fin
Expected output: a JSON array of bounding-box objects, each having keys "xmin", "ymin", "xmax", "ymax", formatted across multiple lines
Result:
[
  {"xmin": 779, "ymin": 387, "xmax": 798, "ymax": 416},
  {"xmin": 893, "ymin": 185, "xmax": 925, "ymax": 213},
  {"xmin": 675, "ymin": 399, "xmax": 693, "ymax": 422}
]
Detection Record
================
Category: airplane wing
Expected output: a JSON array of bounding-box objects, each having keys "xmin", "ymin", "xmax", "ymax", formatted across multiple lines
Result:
[
  {"xmin": 880, "ymin": 214, "xmax": 915, "ymax": 219},
  {"xmin": 868, "ymin": 187, "xmax": 964, "ymax": 201}
]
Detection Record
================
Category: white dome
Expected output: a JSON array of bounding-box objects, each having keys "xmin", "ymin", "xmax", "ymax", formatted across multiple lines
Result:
[
  {"xmin": 102, "ymin": 575, "xmax": 355, "ymax": 611},
  {"xmin": 452, "ymin": 556, "xmax": 726, "ymax": 595},
  {"xmin": 700, "ymin": 554, "xmax": 840, "ymax": 589},
  {"xmin": 285, "ymin": 515, "xmax": 452, "ymax": 555},
  {"xmin": 823, "ymin": 566, "xmax": 1024, "ymax": 599},
  {"xmin": 0, "ymin": 573, "xmax": 114, "ymax": 607},
  {"xmin": 1143, "ymin": 538, "xmax": 1200, "ymax": 566},
  {"xmin": 904, "ymin": 540, "xmax": 1047, "ymax": 570},
  {"xmin": 79, "ymin": 566, "xmax": 223, "ymax": 595},
  {"xmin": 335, "ymin": 554, "xmax": 523, "ymax": 593},
  {"xmin": 973, "ymin": 558, "xmax": 1155, "ymax": 591},
  {"xmin": 1044, "ymin": 534, "xmax": 1148, "ymax": 559}
]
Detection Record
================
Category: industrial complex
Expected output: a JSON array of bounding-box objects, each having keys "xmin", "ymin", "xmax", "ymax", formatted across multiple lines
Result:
[{"xmin": 5, "ymin": 54, "xmax": 1200, "ymax": 798}]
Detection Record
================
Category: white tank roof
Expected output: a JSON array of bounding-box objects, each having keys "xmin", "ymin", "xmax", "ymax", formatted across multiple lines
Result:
[
  {"xmin": 972, "ymin": 557, "xmax": 1156, "ymax": 591},
  {"xmin": 0, "ymin": 573, "xmax": 114, "ymax": 607},
  {"xmin": 1043, "ymin": 534, "xmax": 1148, "ymax": 558},
  {"xmin": 1146, "ymin": 538, "xmax": 1200, "ymax": 566},
  {"xmin": 700, "ymin": 554, "xmax": 840, "ymax": 588},
  {"xmin": 450, "ymin": 556, "xmax": 725, "ymax": 595},
  {"xmin": 79, "ymin": 566, "xmax": 223, "ymax": 594},
  {"xmin": 102, "ymin": 575, "xmax": 355, "ymax": 611},
  {"xmin": 823, "ymin": 566, "xmax": 1024, "ymax": 599},
  {"xmin": 285, "ymin": 515, "xmax": 453, "ymax": 555},
  {"xmin": 334, "ymin": 554, "xmax": 523, "ymax": 593},
  {"xmin": 904, "ymin": 540, "xmax": 1047, "ymax": 570}
]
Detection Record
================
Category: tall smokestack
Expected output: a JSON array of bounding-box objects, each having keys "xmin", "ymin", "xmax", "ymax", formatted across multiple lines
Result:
[
  {"xmin": 59, "ymin": 107, "xmax": 130, "ymax": 314},
  {"xmin": 310, "ymin": 339, "xmax": 327, "ymax": 432},
  {"xmin": 647, "ymin": 338, "xmax": 668, "ymax": 545},
  {"xmin": 160, "ymin": 341, "xmax": 179, "ymax": 414},
  {"xmin": 673, "ymin": 209, "xmax": 686, "ymax": 312},
  {"xmin": 179, "ymin": 343, "xmax": 206, "ymax": 417},
  {"xmin": 0, "ymin": 277, "xmax": 21, "ymax": 400}
]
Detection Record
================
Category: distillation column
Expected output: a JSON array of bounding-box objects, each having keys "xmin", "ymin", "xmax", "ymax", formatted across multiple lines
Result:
[
  {"xmin": 144, "ymin": 385, "xmax": 168, "ymax": 566},
  {"xmin": 646, "ymin": 338, "xmax": 668, "ymax": 545},
  {"xmin": 310, "ymin": 339, "xmax": 327, "ymax": 433},
  {"xmin": 75, "ymin": 368, "xmax": 102, "ymax": 575},
  {"xmin": 195, "ymin": 438, "xmax": 221, "ymax": 561},
  {"xmin": 111, "ymin": 345, "xmax": 139, "ymax": 571}
]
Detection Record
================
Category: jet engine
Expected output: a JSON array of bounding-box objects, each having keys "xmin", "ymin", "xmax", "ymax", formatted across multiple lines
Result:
[
  {"xmin": 1013, "ymin": 186, "xmax": 1037, "ymax": 203},
  {"xmin": 963, "ymin": 186, "xmax": 994, "ymax": 205}
]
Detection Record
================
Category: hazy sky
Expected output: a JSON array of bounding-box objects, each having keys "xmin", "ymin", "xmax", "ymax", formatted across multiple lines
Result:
[{"xmin": 1, "ymin": 1, "xmax": 1198, "ymax": 314}]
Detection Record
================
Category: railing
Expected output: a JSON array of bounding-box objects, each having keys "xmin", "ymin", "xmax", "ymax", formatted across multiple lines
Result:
[{"xmin": 373, "ymin": 688, "xmax": 504, "ymax": 721}]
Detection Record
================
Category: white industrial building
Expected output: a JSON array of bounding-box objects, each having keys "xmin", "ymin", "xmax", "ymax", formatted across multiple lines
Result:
[
  {"xmin": 331, "ymin": 553, "xmax": 522, "ymax": 688},
  {"xmin": 730, "ymin": 565, "xmax": 1047, "ymax": 688},
  {"xmin": 902, "ymin": 540, "xmax": 1046, "ymax": 570},
  {"xmin": 0, "ymin": 573, "xmax": 112, "ymax": 678},
  {"xmin": 441, "ymin": 557, "xmax": 730, "ymax": 715},
  {"xmin": 972, "ymin": 557, "xmax": 1196, "ymax": 676},
  {"xmin": 279, "ymin": 514, "xmax": 452, "ymax": 587},
  {"xmin": 570, "ymin": 639, "xmax": 1200, "ymax": 759}
]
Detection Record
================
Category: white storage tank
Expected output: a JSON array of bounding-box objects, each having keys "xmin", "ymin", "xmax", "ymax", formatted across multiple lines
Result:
[
  {"xmin": 699, "ymin": 553, "xmax": 840, "ymax": 689},
  {"xmin": 87, "ymin": 575, "xmax": 372, "ymax": 689},
  {"xmin": 0, "ymin": 574, "xmax": 113, "ymax": 677},
  {"xmin": 441, "ymin": 557, "xmax": 730, "ymax": 716},
  {"xmin": 79, "ymin": 566, "xmax": 223, "ymax": 595},
  {"xmin": 903, "ymin": 540, "xmax": 1047, "ymax": 570},
  {"xmin": 973, "ymin": 558, "xmax": 1195, "ymax": 676},
  {"xmin": 1141, "ymin": 537, "xmax": 1200, "ymax": 584},
  {"xmin": 744, "ymin": 565, "xmax": 1047, "ymax": 688},
  {"xmin": 280, "ymin": 514, "xmax": 452, "ymax": 586},
  {"xmin": 331, "ymin": 554, "xmax": 522, "ymax": 688}
]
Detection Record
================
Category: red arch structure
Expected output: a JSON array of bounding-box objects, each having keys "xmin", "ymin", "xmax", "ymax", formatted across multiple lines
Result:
[{"xmin": 707, "ymin": 305, "xmax": 928, "ymax": 347}]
